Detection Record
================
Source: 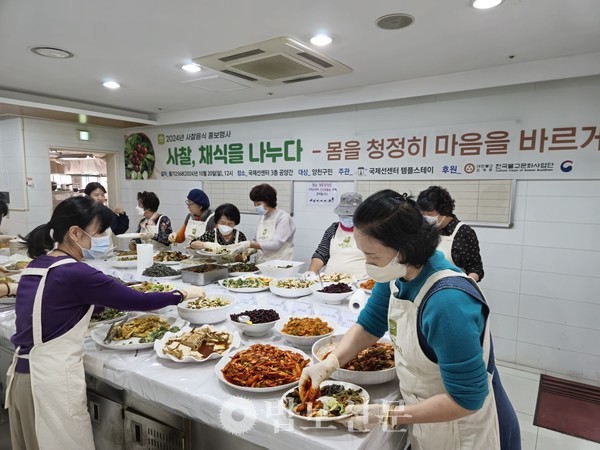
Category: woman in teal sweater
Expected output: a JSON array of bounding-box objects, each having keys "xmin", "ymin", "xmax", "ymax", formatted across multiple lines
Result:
[{"xmin": 300, "ymin": 190, "xmax": 520, "ymax": 450}]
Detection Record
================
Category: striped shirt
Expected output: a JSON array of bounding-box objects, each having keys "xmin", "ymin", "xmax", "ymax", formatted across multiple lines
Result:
[{"xmin": 312, "ymin": 222, "xmax": 339, "ymax": 263}]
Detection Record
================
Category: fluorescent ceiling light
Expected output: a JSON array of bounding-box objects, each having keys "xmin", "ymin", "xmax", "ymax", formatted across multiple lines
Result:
[
  {"xmin": 310, "ymin": 34, "xmax": 333, "ymax": 46},
  {"xmin": 472, "ymin": 0, "xmax": 504, "ymax": 9},
  {"xmin": 102, "ymin": 81, "xmax": 120, "ymax": 89},
  {"xmin": 181, "ymin": 63, "xmax": 202, "ymax": 73}
]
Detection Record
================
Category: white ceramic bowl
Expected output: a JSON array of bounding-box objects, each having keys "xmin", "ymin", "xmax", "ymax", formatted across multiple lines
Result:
[
  {"xmin": 177, "ymin": 293, "xmax": 236, "ymax": 324},
  {"xmin": 227, "ymin": 317, "xmax": 278, "ymax": 337},
  {"xmin": 311, "ymin": 334, "xmax": 397, "ymax": 385},
  {"xmin": 311, "ymin": 282, "xmax": 356, "ymax": 304},
  {"xmin": 256, "ymin": 260, "xmax": 304, "ymax": 278},
  {"xmin": 269, "ymin": 278, "xmax": 314, "ymax": 298},
  {"xmin": 276, "ymin": 316, "xmax": 335, "ymax": 347}
]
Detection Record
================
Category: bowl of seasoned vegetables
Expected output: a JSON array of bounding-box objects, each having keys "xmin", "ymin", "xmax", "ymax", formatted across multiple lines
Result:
[
  {"xmin": 312, "ymin": 334, "xmax": 397, "ymax": 385},
  {"xmin": 269, "ymin": 278, "xmax": 314, "ymax": 298},
  {"xmin": 256, "ymin": 260, "xmax": 304, "ymax": 278},
  {"xmin": 276, "ymin": 316, "xmax": 335, "ymax": 347},
  {"xmin": 177, "ymin": 293, "xmax": 236, "ymax": 324}
]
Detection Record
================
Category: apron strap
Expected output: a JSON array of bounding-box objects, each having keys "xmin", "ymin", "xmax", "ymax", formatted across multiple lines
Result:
[
  {"xmin": 20, "ymin": 268, "xmax": 49, "ymax": 277},
  {"xmin": 31, "ymin": 258, "xmax": 78, "ymax": 346}
]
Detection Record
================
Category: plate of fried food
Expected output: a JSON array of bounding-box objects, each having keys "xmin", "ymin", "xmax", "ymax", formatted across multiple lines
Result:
[
  {"xmin": 153, "ymin": 250, "xmax": 190, "ymax": 265},
  {"xmin": 154, "ymin": 325, "xmax": 240, "ymax": 363},
  {"xmin": 91, "ymin": 314, "xmax": 188, "ymax": 350},
  {"xmin": 281, "ymin": 380, "xmax": 369, "ymax": 422},
  {"xmin": 215, "ymin": 343, "xmax": 311, "ymax": 393}
]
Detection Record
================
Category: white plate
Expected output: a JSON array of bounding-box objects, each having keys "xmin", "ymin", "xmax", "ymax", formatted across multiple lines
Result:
[
  {"xmin": 90, "ymin": 314, "xmax": 188, "ymax": 350},
  {"xmin": 146, "ymin": 274, "xmax": 182, "ymax": 280},
  {"xmin": 154, "ymin": 325, "xmax": 241, "ymax": 363},
  {"xmin": 228, "ymin": 270, "xmax": 260, "ymax": 277},
  {"xmin": 269, "ymin": 278, "xmax": 314, "ymax": 298},
  {"xmin": 89, "ymin": 311, "xmax": 129, "ymax": 327},
  {"xmin": 214, "ymin": 345, "xmax": 311, "ymax": 393},
  {"xmin": 108, "ymin": 256, "xmax": 138, "ymax": 268},
  {"xmin": 196, "ymin": 249, "xmax": 233, "ymax": 258},
  {"xmin": 280, "ymin": 380, "xmax": 370, "ymax": 422},
  {"xmin": 311, "ymin": 282, "xmax": 356, "ymax": 304},
  {"xmin": 219, "ymin": 276, "xmax": 272, "ymax": 293},
  {"xmin": 116, "ymin": 232, "xmax": 142, "ymax": 240}
]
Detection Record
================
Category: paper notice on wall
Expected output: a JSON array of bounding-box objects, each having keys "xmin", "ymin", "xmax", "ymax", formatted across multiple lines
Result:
[{"xmin": 307, "ymin": 182, "xmax": 338, "ymax": 206}]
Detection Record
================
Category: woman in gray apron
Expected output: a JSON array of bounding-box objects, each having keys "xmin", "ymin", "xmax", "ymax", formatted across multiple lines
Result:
[
  {"xmin": 6, "ymin": 196, "xmax": 202, "ymax": 450},
  {"xmin": 134, "ymin": 191, "xmax": 173, "ymax": 251},
  {"xmin": 417, "ymin": 186, "xmax": 484, "ymax": 282},
  {"xmin": 300, "ymin": 190, "xmax": 520, "ymax": 450}
]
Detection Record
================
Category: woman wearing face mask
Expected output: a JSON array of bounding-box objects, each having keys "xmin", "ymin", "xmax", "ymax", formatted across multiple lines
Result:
[
  {"xmin": 234, "ymin": 183, "xmax": 295, "ymax": 263},
  {"xmin": 189, "ymin": 203, "xmax": 247, "ymax": 253},
  {"xmin": 6, "ymin": 196, "xmax": 203, "ymax": 450},
  {"xmin": 84, "ymin": 182, "xmax": 129, "ymax": 235},
  {"xmin": 304, "ymin": 192, "xmax": 366, "ymax": 279},
  {"xmin": 417, "ymin": 186, "xmax": 484, "ymax": 282},
  {"xmin": 133, "ymin": 191, "xmax": 172, "ymax": 250},
  {"xmin": 168, "ymin": 189, "xmax": 214, "ymax": 246},
  {"xmin": 299, "ymin": 190, "xmax": 520, "ymax": 450}
]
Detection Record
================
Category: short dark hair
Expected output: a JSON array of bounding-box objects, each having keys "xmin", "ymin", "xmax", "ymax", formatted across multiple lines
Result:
[
  {"xmin": 249, "ymin": 184, "xmax": 277, "ymax": 208},
  {"xmin": 354, "ymin": 189, "xmax": 440, "ymax": 267},
  {"xmin": 137, "ymin": 191, "xmax": 159, "ymax": 212},
  {"xmin": 214, "ymin": 203, "xmax": 241, "ymax": 225},
  {"xmin": 0, "ymin": 199, "xmax": 7, "ymax": 227},
  {"xmin": 84, "ymin": 182, "xmax": 106, "ymax": 196},
  {"xmin": 417, "ymin": 186, "xmax": 455, "ymax": 216},
  {"xmin": 22, "ymin": 196, "xmax": 113, "ymax": 258}
]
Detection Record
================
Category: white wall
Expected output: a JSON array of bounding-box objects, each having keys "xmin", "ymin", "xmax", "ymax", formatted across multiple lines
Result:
[{"xmin": 5, "ymin": 77, "xmax": 600, "ymax": 386}]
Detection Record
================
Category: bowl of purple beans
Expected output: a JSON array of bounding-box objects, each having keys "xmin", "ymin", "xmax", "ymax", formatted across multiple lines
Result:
[
  {"xmin": 311, "ymin": 282, "xmax": 355, "ymax": 304},
  {"xmin": 228, "ymin": 309, "xmax": 280, "ymax": 337}
]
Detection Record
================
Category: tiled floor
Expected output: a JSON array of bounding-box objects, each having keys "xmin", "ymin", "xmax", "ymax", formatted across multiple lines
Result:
[
  {"xmin": 1, "ymin": 364, "xmax": 598, "ymax": 449},
  {"xmin": 497, "ymin": 363, "xmax": 600, "ymax": 450}
]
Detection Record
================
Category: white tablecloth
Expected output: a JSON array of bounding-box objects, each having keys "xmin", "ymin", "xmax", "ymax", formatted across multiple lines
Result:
[{"xmin": 0, "ymin": 259, "xmax": 407, "ymax": 450}]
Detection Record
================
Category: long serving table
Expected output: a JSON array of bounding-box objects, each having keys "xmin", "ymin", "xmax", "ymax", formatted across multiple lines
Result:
[{"xmin": 0, "ymin": 259, "xmax": 408, "ymax": 450}]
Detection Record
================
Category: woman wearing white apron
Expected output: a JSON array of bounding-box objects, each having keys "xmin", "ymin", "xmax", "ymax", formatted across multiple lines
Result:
[
  {"xmin": 300, "ymin": 190, "xmax": 520, "ymax": 449},
  {"xmin": 417, "ymin": 186, "xmax": 484, "ymax": 282},
  {"xmin": 190, "ymin": 203, "xmax": 248, "ymax": 253},
  {"xmin": 305, "ymin": 192, "xmax": 366, "ymax": 279},
  {"xmin": 134, "ymin": 191, "xmax": 173, "ymax": 251},
  {"xmin": 236, "ymin": 184, "xmax": 295, "ymax": 263},
  {"xmin": 169, "ymin": 189, "xmax": 214, "ymax": 246},
  {"xmin": 6, "ymin": 196, "xmax": 202, "ymax": 450}
]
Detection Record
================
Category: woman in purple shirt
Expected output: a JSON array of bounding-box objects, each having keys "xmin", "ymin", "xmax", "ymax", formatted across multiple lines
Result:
[{"xmin": 5, "ymin": 196, "xmax": 203, "ymax": 450}]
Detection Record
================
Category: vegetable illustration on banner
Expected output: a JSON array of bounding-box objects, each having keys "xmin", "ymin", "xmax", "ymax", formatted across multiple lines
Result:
[{"xmin": 124, "ymin": 133, "xmax": 155, "ymax": 180}]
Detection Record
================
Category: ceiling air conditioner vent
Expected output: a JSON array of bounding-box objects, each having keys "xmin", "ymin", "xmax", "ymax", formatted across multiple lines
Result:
[{"xmin": 193, "ymin": 36, "xmax": 352, "ymax": 86}]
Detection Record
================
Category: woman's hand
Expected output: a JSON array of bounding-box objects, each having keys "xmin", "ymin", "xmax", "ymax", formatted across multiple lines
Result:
[
  {"xmin": 298, "ymin": 353, "xmax": 339, "ymax": 401},
  {"xmin": 179, "ymin": 286, "xmax": 205, "ymax": 300},
  {"xmin": 168, "ymin": 232, "xmax": 178, "ymax": 243}
]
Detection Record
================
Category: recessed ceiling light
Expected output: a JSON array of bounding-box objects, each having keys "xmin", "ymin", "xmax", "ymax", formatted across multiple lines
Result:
[
  {"xmin": 472, "ymin": 0, "xmax": 504, "ymax": 9},
  {"xmin": 376, "ymin": 13, "xmax": 415, "ymax": 30},
  {"xmin": 102, "ymin": 81, "xmax": 120, "ymax": 89},
  {"xmin": 310, "ymin": 34, "xmax": 333, "ymax": 46},
  {"xmin": 181, "ymin": 63, "xmax": 202, "ymax": 73},
  {"xmin": 30, "ymin": 46, "xmax": 74, "ymax": 59}
]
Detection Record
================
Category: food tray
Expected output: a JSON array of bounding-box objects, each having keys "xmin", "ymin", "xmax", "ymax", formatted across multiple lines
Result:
[{"xmin": 181, "ymin": 264, "xmax": 229, "ymax": 286}]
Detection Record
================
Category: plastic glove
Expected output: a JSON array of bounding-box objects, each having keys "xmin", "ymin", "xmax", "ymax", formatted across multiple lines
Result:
[
  {"xmin": 227, "ymin": 241, "xmax": 251, "ymax": 255},
  {"xmin": 178, "ymin": 286, "xmax": 205, "ymax": 300},
  {"xmin": 203, "ymin": 242, "xmax": 223, "ymax": 252},
  {"xmin": 139, "ymin": 231, "xmax": 154, "ymax": 241},
  {"xmin": 298, "ymin": 353, "xmax": 339, "ymax": 401},
  {"xmin": 338, "ymin": 404, "xmax": 391, "ymax": 432},
  {"xmin": 168, "ymin": 232, "xmax": 178, "ymax": 243},
  {"xmin": 302, "ymin": 271, "xmax": 318, "ymax": 281}
]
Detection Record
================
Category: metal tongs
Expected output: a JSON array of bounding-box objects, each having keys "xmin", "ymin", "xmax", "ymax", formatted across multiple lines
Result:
[{"xmin": 103, "ymin": 316, "xmax": 129, "ymax": 344}]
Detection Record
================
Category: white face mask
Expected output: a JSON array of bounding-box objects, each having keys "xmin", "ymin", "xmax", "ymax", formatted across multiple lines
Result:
[
  {"xmin": 365, "ymin": 252, "xmax": 408, "ymax": 282},
  {"xmin": 78, "ymin": 230, "xmax": 111, "ymax": 260},
  {"xmin": 424, "ymin": 215, "xmax": 439, "ymax": 226},
  {"xmin": 339, "ymin": 216, "xmax": 354, "ymax": 228},
  {"xmin": 135, "ymin": 205, "xmax": 145, "ymax": 216},
  {"xmin": 255, "ymin": 204, "xmax": 266, "ymax": 215},
  {"xmin": 218, "ymin": 224, "xmax": 233, "ymax": 235}
]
